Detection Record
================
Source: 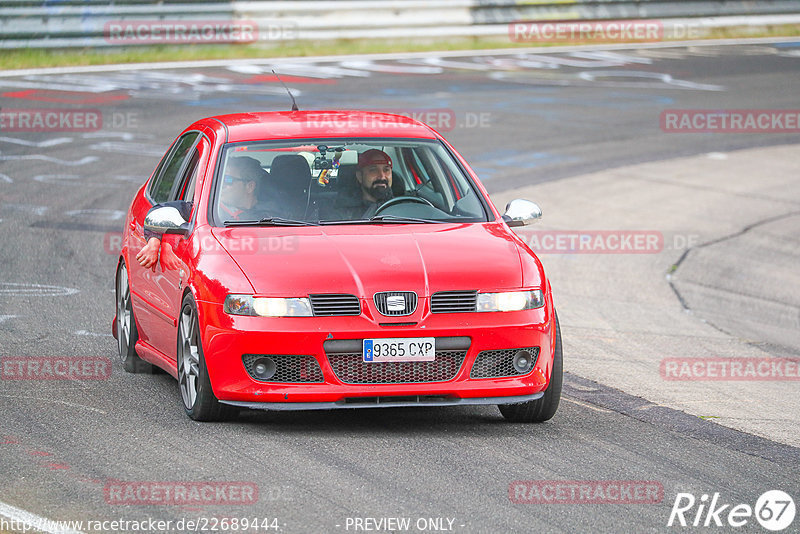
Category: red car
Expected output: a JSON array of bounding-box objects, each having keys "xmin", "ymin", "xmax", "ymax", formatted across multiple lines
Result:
[{"xmin": 113, "ymin": 111, "xmax": 562, "ymax": 422}]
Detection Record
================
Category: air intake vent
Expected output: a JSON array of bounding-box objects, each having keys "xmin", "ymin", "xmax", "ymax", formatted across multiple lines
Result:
[
  {"xmin": 373, "ymin": 291, "xmax": 417, "ymax": 316},
  {"xmin": 327, "ymin": 350, "xmax": 466, "ymax": 384},
  {"xmin": 431, "ymin": 291, "xmax": 478, "ymax": 313},
  {"xmin": 309, "ymin": 294, "xmax": 360, "ymax": 316}
]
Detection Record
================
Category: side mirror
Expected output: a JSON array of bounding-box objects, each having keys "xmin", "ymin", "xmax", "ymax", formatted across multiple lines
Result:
[
  {"xmin": 502, "ymin": 199, "xmax": 542, "ymax": 227},
  {"xmin": 144, "ymin": 206, "xmax": 189, "ymax": 236}
]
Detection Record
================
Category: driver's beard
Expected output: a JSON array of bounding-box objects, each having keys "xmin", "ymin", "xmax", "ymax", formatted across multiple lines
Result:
[{"xmin": 370, "ymin": 183, "xmax": 393, "ymax": 202}]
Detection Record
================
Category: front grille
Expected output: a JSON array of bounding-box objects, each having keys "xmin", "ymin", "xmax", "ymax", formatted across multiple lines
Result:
[
  {"xmin": 373, "ymin": 291, "xmax": 418, "ymax": 316},
  {"xmin": 309, "ymin": 294, "xmax": 360, "ymax": 316},
  {"xmin": 328, "ymin": 350, "xmax": 466, "ymax": 384},
  {"xmin": 242, "ymin": 354, "xmax": 324, "ymax": 383},
  {"xmin": 431, "ymin": 290, "xmax": 478, "ymax": 313},
  {"xmin": 470, "ymin": 347, "xmax": 540, "ymax": 379}
]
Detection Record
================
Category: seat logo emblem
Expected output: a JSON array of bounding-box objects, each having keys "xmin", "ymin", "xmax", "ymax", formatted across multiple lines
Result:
[{"xmin": 386, "ymin": 296, "xmax": 406, "ymax": 312}]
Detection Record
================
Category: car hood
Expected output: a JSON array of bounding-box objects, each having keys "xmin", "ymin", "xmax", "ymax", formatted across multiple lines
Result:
[{"xmin": 210, "ymin": 223, "xmax": 527, "ymax": 296}]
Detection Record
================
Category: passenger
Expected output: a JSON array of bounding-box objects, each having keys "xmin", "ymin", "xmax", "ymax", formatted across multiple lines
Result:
[
  {"xmin": 218, "ymin": 156, "xmax": 268, "ymax": 221},
  {"xmin": 137, "ymin": 156, "xmax": 273, "ymax": 270}
]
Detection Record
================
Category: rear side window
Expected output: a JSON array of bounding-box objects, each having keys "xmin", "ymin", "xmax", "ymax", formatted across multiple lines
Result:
[
  {"xmin": 148, "ymin": 132, "xmax": 199, "ymax": 203},
  {"xmin": 178, "ymin": 149, "xmax": 201, "ymax": 202}
]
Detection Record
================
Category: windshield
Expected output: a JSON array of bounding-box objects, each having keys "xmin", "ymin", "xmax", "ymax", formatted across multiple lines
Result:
[{"xmin": 211, "ymin": 138, "xmax": 488, "ymax": 226}]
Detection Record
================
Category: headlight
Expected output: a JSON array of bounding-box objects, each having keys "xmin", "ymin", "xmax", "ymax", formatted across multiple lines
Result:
[
  {"xmin": 224, "ymin": 294, "xmax": 313, "ymax": 317},
  {"xmin": 476, "ymin": 290, "xmax": 544, "ymax": 312}
]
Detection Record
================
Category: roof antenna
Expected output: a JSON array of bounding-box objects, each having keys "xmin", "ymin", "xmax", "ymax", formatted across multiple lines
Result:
[{"xmin": 272, "ymin": 69, "xmax": 298, "ymax": 111}]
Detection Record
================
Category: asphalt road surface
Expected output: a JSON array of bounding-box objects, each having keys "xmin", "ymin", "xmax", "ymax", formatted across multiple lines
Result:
[{"xmin": 1, "ymin": 40, "xmax": 799, "ymax": 533}]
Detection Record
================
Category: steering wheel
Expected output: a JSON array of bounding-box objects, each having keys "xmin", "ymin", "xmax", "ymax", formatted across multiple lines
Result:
[{"xmin": 374, "ymin": 196, "xmax": 435, "ymax": 214}]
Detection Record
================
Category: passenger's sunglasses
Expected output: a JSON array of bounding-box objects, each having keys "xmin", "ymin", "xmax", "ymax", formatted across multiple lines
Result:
[{"xmin": 223, "ymin": 174, "xmax": 247, "ymax": 186}]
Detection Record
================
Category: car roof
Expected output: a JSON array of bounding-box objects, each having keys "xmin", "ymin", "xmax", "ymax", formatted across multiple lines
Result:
[{"xmin": 205, "ymin": 111, "xmax": 440, "ymax": 143}]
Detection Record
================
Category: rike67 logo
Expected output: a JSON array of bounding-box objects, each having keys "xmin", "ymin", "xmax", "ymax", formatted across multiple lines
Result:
[{"xmin": 668, "ymin": 490, "xmax": 795, "ymax": 531}]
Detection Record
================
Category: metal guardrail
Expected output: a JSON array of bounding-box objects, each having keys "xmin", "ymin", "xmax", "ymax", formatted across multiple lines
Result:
[{"xmin": 1, "ymin": 0, "xmax": 799, "ymax": 49}]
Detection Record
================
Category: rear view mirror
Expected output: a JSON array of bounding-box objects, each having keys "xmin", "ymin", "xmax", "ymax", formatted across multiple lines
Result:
[
  {"xmin": 144, "ymin": 206, "xmax": 189, "ymax": 236},
  {"xmin": 502, "ymin": 199, "xmax": 542, "ymax": 227}
]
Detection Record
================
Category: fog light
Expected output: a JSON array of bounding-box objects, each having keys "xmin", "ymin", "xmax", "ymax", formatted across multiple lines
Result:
[
  {"xmin": 252, "ymin": 357, "xmax": 276, "ymax": 380},
  {"xmin": 512, "ymin": 350, "xmax": 534, "ymax": 374}
]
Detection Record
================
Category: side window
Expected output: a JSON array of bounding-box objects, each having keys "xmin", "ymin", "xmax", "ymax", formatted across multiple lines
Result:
[
  {"xmin": 148, "ymin": 132, "xmax": 199, "ymax": 203},
  {"xmin": 178, "ymin": 149, "xmax": 201, "ymax": 202}
]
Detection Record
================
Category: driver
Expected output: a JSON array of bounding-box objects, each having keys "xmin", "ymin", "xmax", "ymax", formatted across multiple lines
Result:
[{"xmin": 326, "ymin": 149, "xmax": 395, "ymax": 220}]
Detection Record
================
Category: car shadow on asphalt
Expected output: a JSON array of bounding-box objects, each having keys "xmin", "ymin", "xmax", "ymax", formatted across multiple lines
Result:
[{"xmin": 228, "ymin": 404, "xmax": 569, "ymax": 438}]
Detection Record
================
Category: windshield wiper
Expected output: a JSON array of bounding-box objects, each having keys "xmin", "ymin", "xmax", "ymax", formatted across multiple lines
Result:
[
  {"xmin": 319, "ymin": 215, "xmax": 439, "ymax": 225},
  {"xmin": 369, "ymin": 215, "xmax": 440, "ymax": 224},
  {"xmin": 224, "ymin": 217, "xmax": 320, "ymax": 227}
]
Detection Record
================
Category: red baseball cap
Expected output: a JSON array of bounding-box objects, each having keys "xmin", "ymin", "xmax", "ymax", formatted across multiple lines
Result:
[{"xmin": 357, "ymin": 149, "xmax": 392, "ymax": 168}]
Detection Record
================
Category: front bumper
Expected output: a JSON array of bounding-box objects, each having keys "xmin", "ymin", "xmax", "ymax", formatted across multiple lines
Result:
[
  {"xmin": 197, "ymin": 299, "xmax": 555, "ymax": 405},
  {"xmin": 222, "ymin": 392, "xmax": 544, "ymax": 411}
]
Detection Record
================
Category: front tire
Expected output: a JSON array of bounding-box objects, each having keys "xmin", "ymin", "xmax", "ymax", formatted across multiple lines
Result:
[
  {"xmin": 177, "ymin": 293, "xmax": 236, "ymax": 422},
  {"xmin": 498, "ymin": 311, "xmax": 562, "ymax": 423},
  {"xmin": 116, "ymin": 260, "xmax": 151, "ymax": 373}
]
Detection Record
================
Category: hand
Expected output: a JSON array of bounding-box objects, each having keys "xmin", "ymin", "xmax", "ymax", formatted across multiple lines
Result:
[
  {"xmin": 159, "ymin": 242, "xmax": 182, "ymax": 272},
  {"xmin": 136, "ymin": 237, "xmax": 161, "ymax": 271}
]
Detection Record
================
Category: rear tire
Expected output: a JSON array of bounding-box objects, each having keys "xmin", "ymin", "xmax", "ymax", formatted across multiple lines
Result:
[
  {"xmin": 498, "ymin": 311, "xmax": 562, "ymax": 423},
  {"xmin": 116, "ymin": 260, "xmax": 151, "ymax": 373},
  {"xmin": 177, "ymin": 293, "xmax": 236, "ymax": 422}
]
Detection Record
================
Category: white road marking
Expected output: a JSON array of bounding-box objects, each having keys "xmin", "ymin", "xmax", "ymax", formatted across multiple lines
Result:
[
  {"xmin": 82, "ymin": 131, "xmax": 152, "ymax": 141},
  {"xmin": 576, "ymin": 70, "xmax": 725, "ymax": 91},
  {"xmin": 0, "ymin": 77, "xmax": 117, "ymax": 91},
  {"xmin": 1, "ymin": 203, "xmax": 49, "ymax": 216},
  {"xmin": 33, "ymin": 175, "xmax": 81, "ymax": 185},
  {"xmin": 64, "ymin": 209, "xmax": 125, "ymax": 221},
  {"xmin": 0, "ymin": 173, "xmax": 11, "ymax": 184},
  {"xmin": 0, "ymin": 500, "xmax": 86, "ymax": 534},
  {"xmin": 30, "ymin": 175, "xmax": 118, "ymax": 188},
  {"xmin": 74, "ymin": 330, "xmax": 112, "ymax": 338},
  {"xmin": 230, "ymin": 63, "xmax": 369, "ymax": 78},
  {"xmin": 0, "ymin": 315, "xmax": 18, "ymax": 324},
  {"xmin": 88, "ymin": 141, "xmax": 164, "ymax": 157},
  {"xmin": 567, "ymin": 383, "xmax": 601, "ymax": 392},
  {"xmin": 339, "ymin": 60, "xmax": 443, "ymax": 74},
  {"xmin": 0, "ymin": 154, "xmax": 97, "ymax": 166},
  {"xmin": 0, "ymin": 36, "xmax": 798, "ymax": 78},
  {"xmin": 0, "ymin": 395, "xmax": 107, "ymax": 415},
  {"xmin": 563, "ymin": 397, "xmax": 614, "ymax": 413},
  {"xmin": 404, "ymin": 57, "xmax": 493, "ymax": 71},
  {"xmin": 0, "ymin": 283, "xmax": 79, "ymax": 297},
  {"xmin": 0, "ymin": 136, "xmax": 73, "ymax": 147}
]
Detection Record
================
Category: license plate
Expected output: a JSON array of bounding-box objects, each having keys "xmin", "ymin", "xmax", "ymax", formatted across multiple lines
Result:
[{"xmin": 363, "ymin": 337, "xmax": 435, "ymax": 362}]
